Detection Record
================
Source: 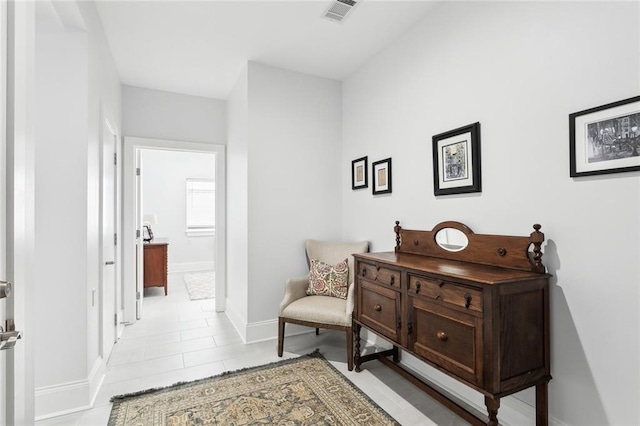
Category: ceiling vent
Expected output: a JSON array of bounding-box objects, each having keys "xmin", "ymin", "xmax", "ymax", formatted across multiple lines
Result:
[{"xmin": 322, "ymin": 0, "xmax": 359, "ymax": 23}]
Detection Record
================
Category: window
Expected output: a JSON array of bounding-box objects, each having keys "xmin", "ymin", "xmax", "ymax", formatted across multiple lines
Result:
[{"xmin": 186, "ymin": 178, "xmax": 215, "ymax": 234}]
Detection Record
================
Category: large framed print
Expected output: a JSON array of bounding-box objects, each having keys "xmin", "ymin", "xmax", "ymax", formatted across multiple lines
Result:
[
  {"xmin": 432, "ymin": 122, "xmax": 481, "ymax": 196},
  {"xmin": 570, "ymin": 96, "xmax": 640, "ymax": 177}
]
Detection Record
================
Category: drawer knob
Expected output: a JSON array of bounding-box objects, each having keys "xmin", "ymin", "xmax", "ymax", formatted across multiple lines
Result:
[
  {"xmin": 373, "ymin": 304, "xmax": 382, "ymax": 312},
  {"xmin": 497, "ymin": 247, "xmax": 507, "ymax": 256},
  {"xmin": 436, "ymin": 331, "xmax": 448, "ymax": 341},
  {"xmin": 464, "ymin": 293, "xmax": 472, "ymax": 309},
  {"xmin": 413, "ymin": 239, "xmax": 419, "ymax": 245},
  {"xmin": 362, "ymin": 269, "xmax": 367, "ymax": 277},
  {"xmin": 415, "ymin": 281, "xmax": 421, "ymax": 293},
  {"xmin": 390, "ymin": 275, "xmax": 395, "ymax": 285}
]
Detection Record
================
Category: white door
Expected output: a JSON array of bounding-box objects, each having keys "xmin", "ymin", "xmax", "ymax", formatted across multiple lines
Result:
[
  {"xmin": 101, "ymin": 119, "xmax": 117, "ymax": 356},
  {"xmin": 135, "ymin": 150, "xmax": 144, "ymax": 319}
]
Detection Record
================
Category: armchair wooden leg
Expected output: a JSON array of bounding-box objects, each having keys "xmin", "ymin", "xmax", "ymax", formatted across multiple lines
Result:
[
  {"xmin": 354, "ymin": 323, "xmax": 362, "ymax": 372},
  {"xmin": 346, "ymin": 326, "xmax": 354, "ymax": 371},
  {"xmin": 315, "ymin": 328, "xmax": 319, "ymax": 335},
  {"xmin": 277, "ymin": 318, "xmax": 285, "ymax": 357}
]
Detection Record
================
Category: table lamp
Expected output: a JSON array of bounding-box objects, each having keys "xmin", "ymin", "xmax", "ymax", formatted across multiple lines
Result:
[{"xmin": 143, "ymin": 213, "xmax": 158, "ymax": 242}]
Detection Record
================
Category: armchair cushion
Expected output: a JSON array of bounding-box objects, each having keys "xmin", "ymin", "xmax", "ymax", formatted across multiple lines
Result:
[
  {"xmin": 307, "ymin": 258, "xmax": 349, "ymax": 299},
  {"xmin": 280, "ymin": 295, "xmax": 350, "ymax": 327}
]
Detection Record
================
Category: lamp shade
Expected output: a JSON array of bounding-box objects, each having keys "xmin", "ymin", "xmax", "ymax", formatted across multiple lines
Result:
[{"xmin": 143, "ymin": 213, "xmax": 158, "ymax": 225}]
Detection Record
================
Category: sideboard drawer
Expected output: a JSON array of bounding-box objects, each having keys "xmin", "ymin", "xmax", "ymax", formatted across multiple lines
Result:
[
  {"xmin": 410, "ymin": 298, "xmax": 483, "ymax": 386},
  {"xmin": 358, "ymin": 281, "xmax": 400, "ymax": 341},
  {"xmin": 409, "ymin": 275, "xmax": 482, "ymax": 313},
  {"xmin": 358, "ymin": 262, "xmax": 399, "ymax": 287}
]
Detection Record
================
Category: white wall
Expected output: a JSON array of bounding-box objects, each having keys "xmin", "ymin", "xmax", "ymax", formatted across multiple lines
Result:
[
  {"xmin": 33, "ymin": 0, "xmax": 122, "ymax": 419},
  {"xmin": 122, "ymin": 85, "xmax": 226, "ymax": 144},
  {"xmin": 225, "ymin": 62, "xmax": 343, "ymax": 339},
  {"xmin": 247, "ymin": 63, "xmax": 343, "ymax": 326},
  {"xmin": 34, "ymin": 23, "xmax": 88, "ymax": 401},
  {"xmin": 141, "ymin": 149, "xmax": 215, "ymax": 271},
  {"xmin": 80, "ymin": 0, "xmax": 122, "ymax": 405},
  {"xmin": 342, "ymin": 2, "xmax": 639, "ymax": 426}
]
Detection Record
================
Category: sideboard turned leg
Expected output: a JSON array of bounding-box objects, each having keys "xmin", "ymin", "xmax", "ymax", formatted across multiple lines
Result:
[
  {"xmin": 354, "ymin": 323, "xmax": 362, "ymax": 372},
  {"xmin": 536, "ymin": 382, "xmax": 549, "ymax": 426},
  {"xmin": 485, "ymin": 396, "xmax": 500, "ymax": 426}
]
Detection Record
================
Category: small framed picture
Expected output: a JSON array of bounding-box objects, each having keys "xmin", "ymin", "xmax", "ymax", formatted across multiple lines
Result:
[
  {"xmin": 351, "ymin": 156, "xmax": 368, "ymax": 189},
  {"xmin": 372, "ymin": 158, "xmax": 392, "ymax": 195},
  {"xmin": 570, "ymin": 95, "xmax": 640, "ymax": 177},
  {"xmin": 432, "ymin": 122, "xmax": 481, "ymax": 196}
]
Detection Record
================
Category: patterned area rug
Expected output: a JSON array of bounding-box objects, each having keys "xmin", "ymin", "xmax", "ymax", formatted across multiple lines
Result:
[
  {"xmin": 182, "ymin": 271, "xmax": 215, "ymax": 300},
  {"xmin": 108, "ymin": 350, "xmax": 399, "ymax": 426}
]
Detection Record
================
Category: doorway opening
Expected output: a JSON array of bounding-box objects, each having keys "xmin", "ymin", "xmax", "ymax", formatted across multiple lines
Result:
[
  {"xmin": 141, "ymin": 150, "xmax": 216, "ymax": 305},
  {"xmin": 122, "ymin": 137, "xmax": 226, "ymax": 325}
]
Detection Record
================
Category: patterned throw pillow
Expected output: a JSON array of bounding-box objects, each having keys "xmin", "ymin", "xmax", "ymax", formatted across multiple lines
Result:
[{"xmin": 307, "ymin": 258, "xmax": 349, "ymax": 299}]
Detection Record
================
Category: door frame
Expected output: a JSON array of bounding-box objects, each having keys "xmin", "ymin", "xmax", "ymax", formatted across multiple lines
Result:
[
  {"xmin": 4, "ymin": 0, "xmax": 36, "ymax": 423},
  {"xmin": 1, "ymin": 0, "xmax": 7, "ymax": 421},
  {"xmin": 123, "ymin": 137, "xmax": 226, "ymax": 323},
  {"xmin": 134, "ymin": 150, "xmax": 143, "ymax": 319}
]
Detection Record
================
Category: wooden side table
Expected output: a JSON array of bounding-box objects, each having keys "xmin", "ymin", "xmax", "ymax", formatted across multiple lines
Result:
[{"xmin": 143, "ymin": 239, "xmax": 168, "ymax": 295}]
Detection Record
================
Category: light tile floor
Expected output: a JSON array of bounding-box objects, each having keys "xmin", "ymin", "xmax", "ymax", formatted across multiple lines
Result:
[{"xmin": 37, "ymin": 272, "xmax": 468, "ymax": 426}]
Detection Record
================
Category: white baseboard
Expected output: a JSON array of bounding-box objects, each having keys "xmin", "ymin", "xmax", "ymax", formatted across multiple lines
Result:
[
  {"xmin": 246, "ymin": 317, "xmax": 325, "ymax": 344},
  {"xmin": 247, "ymin": 318, "xmax": 310, "ymax": 343},
  {"xmin": 35, "ymin": 381, "xmax": 91, "ymax": 421},
  {"xmin": 279, "ymin": 323, "xmax": 316, "ymax": 340},
  {"xmin": 224, "ymin": 299, "xmax": 247, "ymax": 343},
  {"xmin": 224, "ymin": 308, "xmax": 315, "ymax": 344},
  {"xmin": 34, "ymin": 356, "xmax": 106, "ymax": 421},
  {"xmin": 246, "ymin": 319, "xmax": 277, "ymax": 343},
  {"xmin": 88, "ymin": 356, "xmax": 106, "ymax": 407},
  {"xmin": 169, "ymin": 261, "xmax": 214, "ymax": 273}
]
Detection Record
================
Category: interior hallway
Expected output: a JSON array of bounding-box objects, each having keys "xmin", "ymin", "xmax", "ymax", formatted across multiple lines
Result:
[{"xmin": 36, "ymin": 271, "xmax": 466, "ymax": 426}]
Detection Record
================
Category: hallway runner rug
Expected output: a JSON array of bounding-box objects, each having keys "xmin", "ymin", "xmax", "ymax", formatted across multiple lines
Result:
[
  {"xmin": 182, "ymin": 271, "xmax": 215, "ymax": 300},
  {"xmin": 108, "ymin": 350, "xmax": 399, "ymax": 426}
]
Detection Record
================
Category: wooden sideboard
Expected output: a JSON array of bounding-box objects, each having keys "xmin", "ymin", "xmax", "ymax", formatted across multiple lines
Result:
[
  {"xmin": 143, "ymin": 239, "xmax": 168, "ymax": 295},
  {"xmin": 353, "ymin": 221, "xmax": 551, "ymax": 426}
]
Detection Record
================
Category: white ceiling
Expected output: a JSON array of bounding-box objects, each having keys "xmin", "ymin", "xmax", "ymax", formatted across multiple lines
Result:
[{"xmin": 94, "ymin": 1, "xmax": 440, "ymax": 100}]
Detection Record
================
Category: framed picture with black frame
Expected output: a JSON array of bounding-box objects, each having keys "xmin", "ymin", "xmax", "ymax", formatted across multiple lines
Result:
[
  {"xmin": 351, "ymin": 156, "xmax": 368, "ymax": 189},
  {"xmin": 372, "ymin": 157, "xmax": 392, "ymax": 195},
  {"xmin": 570, "ymin": 95, "xmax": 640, "ymax": 177},
  {"xmin": 432, "ymin": 122, "xmax": 481, "ymax": 196}
]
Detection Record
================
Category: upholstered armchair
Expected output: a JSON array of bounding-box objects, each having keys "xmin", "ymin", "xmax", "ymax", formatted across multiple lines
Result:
[{"xmin": 277, "ymin": 239, "xmax": 369, "ymax": 371}]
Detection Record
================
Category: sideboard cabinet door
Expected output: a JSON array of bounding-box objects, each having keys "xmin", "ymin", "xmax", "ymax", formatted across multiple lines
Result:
[{"xmin": 409, "ymin": 296, "xmax": 483, "ymax": 386}]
